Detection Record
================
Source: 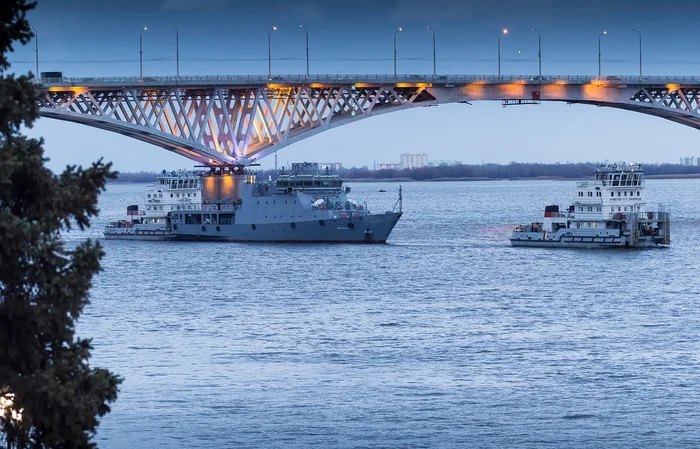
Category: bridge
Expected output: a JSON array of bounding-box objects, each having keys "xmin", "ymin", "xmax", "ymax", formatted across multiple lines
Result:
[{"xmin": 38, "ymin": 74, "xmax": 700, "ymax": 165}]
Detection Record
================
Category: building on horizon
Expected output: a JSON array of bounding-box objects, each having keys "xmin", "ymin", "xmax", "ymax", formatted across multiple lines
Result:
[
  {"xmin": 428, "ymin": 160, "xmax": 462, "ymax": 167},
  {"xmin": 378, "ymin": 153, "xmax": 429, "ymax": 170},
  {"xmin": 400, "ymin": 153, "xmax": 428, "ymax": 169},
  {"xmin": 319, "ymin": 162, "xmax": 343, "ymax": 171},
  {"xmin": 679, "ymin": 156, "xmax": 700, "ymax": 166}
]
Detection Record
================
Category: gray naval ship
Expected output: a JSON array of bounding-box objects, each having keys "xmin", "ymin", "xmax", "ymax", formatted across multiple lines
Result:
[{"xmin": 105, "ymin": 162, "xmax": 403, "ymax": 243}]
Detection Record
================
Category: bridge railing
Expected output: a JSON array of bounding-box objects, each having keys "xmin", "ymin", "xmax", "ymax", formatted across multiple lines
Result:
[{"xmin": 40, "ymin": 74, "xmax": 700, "ymax": 87}]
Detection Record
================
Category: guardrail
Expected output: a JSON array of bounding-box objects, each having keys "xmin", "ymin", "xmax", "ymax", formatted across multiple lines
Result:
[{"xmin": 39, "ymin": 74, "xmax": 700, "ymax": 87}]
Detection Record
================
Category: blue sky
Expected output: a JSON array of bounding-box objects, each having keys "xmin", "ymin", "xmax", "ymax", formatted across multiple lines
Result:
[{"xmin": 13, "ymin": 0, "xmax": 700, "ymax": 171}]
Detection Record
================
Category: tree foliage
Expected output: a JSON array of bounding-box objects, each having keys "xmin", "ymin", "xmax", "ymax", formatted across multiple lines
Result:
[{"xmin": 0, "ymin": 1, "xmax": 121, "ymax": 448}]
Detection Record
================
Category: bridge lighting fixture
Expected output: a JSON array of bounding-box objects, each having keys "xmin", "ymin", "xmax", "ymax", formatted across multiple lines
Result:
[
  {"xmin": 498, "ymin": 28, "xmax": 508, "ymax": 79},
  {"xmin": 632, "ymin": 29, "xmax": 642, "ymax": 78},
  {"xmin": 300, "ymin": 25, "xmax": 309, "ymax": 79},
  {"xmin": 427, "ymin": 26, "xmax": 436, "ymax": 81},
  {"xmin": 170, "ymin": 25, "xmax": 179, "ymax": 82},
  {"xmin": 29, "ymin": 26, "xmax": 38, "ymax": 81},
  {"xmin": 532, "ymin": 28, "xmax": 541, "ymax": 79},
  {"xmin": 393, "ymin": 27, "xmax": 402, "ymax": 78},
  {"xmin": 598, "ymin": 30, "xmax": 607, "ymax": 78},
  {"xmin": 268, "ymin": 26, "xmax": 277, "ymax": 80},
  {"xmin": 139, "ymin": 26, "xmax": 148, "ymax": 80}
]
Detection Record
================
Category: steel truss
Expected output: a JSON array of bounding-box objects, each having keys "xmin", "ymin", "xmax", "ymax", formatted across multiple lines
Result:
[
  {"xmin": 39, "ymin": 85, "xmax": 436, "ymax": 164},
  {"xmin": 38, "ymin": 82, "xmax": 700, "ymax": 164}
]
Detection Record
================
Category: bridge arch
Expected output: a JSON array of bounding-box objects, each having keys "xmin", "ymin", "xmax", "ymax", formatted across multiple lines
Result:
[{"xmin": 38, "ymin": 75, "xmax": 700, "ymax": 164}]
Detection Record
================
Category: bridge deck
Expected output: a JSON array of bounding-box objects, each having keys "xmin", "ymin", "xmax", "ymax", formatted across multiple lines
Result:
[{"xmin": 41, "ymin": 74, "xmax": 700, "ymax": 89}]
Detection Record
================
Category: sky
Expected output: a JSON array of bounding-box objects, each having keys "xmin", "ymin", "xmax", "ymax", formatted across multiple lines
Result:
[{"xmin": 11, "ymin": 0, "xmax": 700, "ymax": 172}]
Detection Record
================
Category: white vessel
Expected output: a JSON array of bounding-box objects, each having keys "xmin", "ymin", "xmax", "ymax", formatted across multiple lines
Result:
[
  {"xmin": 511, "ymin": 163, "xmax": 670, "ymax": 248},
  {"xmin": 103, "ymin": 169, "xmax": 203, "ymax": 239}
]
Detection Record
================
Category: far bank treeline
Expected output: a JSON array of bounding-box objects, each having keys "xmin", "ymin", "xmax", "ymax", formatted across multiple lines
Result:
[{"xmin": 114, "ymin": 162, "xmax": 700, "ymax": 183}]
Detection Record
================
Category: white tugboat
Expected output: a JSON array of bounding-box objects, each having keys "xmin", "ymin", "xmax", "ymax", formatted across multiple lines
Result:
[
  {"xmin": 511, "ymin": 163, "xmax": 670, "ymax": 248},
  {"xmin": 103, "ymin": 169, "xmax": 203, "ymax": 239}
]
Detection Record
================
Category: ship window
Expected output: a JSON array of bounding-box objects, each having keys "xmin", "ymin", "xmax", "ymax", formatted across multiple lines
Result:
[
  {"xmin": 176, "ymin": 193, "xmax": 180, "ymax": 198},
  {"xmin": 618, "ymin": 192, "xmax": 621, "ymax": 197},
  {"xmin": 147, "ymin": 194, "xmax": 151, "ymax": 198},
  {"xmin": 618, "ymin": 207, "xmax": 621, "ymax": 212},
  {"xmin": 588, "ymin": 207, "xmax": 592, "ymax": 212},
  {"xmin": 637, "ymin": 191, "xmax": 640, "ymax": 196},
  {"xmin": 624, "ymin": 191, "xmax": 627, "ymax": 196},
  {"xmin": 611, "ymin": 207, "xmax": 614, "ymax": 211},
  {"xmin": 624, "ymin": 207, "xmax": 628, "ymax": 211},
  {"xmin": 611, "ymin": 192, "xmax": 614, "ymax": 197},
  {"xmin": 171, "ymin": 194, "xmax": 173, "ymax": 198},
  {"xmin": 588, "ymin": 192, "xmax": 592, "ymax": 197},
  {"xmin": 188, "ymin": 193, "xmax": 191, "ymax": 197},
  {"xmin": 160, "ymin": 194, "xmax": 163, "ymax": 198}
]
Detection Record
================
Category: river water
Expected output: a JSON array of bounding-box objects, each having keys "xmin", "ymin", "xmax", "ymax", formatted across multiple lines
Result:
[{"xmin": 70, "ymin": 179, "xmax": 700, "ymax": 448}]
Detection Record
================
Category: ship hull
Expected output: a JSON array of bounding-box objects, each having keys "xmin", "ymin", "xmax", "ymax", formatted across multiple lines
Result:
[
  {"xmin": 172, "ymin": 212, "xmax": 402, "ymax": 243},
  {"xmin": 510, "ymin": 232, "xmax": 666, "ymax": 248}
]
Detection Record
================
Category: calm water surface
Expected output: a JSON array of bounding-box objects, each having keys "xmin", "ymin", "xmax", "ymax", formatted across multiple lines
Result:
[{"xmin": 71, "ymin": 179, "xmax": 700, "ymax": 448}]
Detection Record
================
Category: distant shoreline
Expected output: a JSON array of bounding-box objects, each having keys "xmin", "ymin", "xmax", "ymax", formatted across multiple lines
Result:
[{"xmin": 109, "ymin": 173, "xmax": 700, "ymax": 184}]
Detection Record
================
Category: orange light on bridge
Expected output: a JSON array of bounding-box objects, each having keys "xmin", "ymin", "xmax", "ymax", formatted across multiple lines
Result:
[
  {"xmin": 666, "ymin": 84, "xmax": 680, "ymax": 91},
  {"xmin": 395, "ymin": 82, "xmax": 432, "ymax": 88},
  {"xmin": 48, "ymin": 86, "xmax": 89, "ymax": 94}
]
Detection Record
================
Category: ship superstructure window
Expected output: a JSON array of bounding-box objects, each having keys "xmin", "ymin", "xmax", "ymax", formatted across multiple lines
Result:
[
  {"xmin": 637, "ymin": 191, "xmax": 640, "ymax": 196},
  {"xmin": 611, "ymin": 192, "xmax": 614, "ymax": 197}
]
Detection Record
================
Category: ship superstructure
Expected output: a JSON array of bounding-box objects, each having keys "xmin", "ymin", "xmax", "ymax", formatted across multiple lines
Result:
[
  {"xmin": 104, "ymin": 169, "xmax": 203, "ymax": 239},
  {"xmin": 511, "ymin": 163, "xmax": 670, "ymax": 248}
]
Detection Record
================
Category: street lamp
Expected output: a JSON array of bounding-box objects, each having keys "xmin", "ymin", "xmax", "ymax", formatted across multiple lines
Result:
[
  {"xmin": 30, "ymin": 26, "xmax": 38, "ymax": 80},
  {"xmin": 532, "ymin": 28, "xmax": 541, "ymax": 79},
  {"xmin": 427, "ymin": 26, "xmax": 436, "ymax": 81},
  {"xmin": 498, "ymin": 28, "xmax": 508, "ymax": 79},
  {"xmin": 170, "ymin": 25, "xmax": 179, "ymax": 82},
  {"xmin": 393, "ymin": 27, "xmax": 402, "ymax": 78},
  {"xmin": 140, "ymin": 26, "xmax": 147, "ymax": 79},
  {"xmin": 598, "ymin": 30, "xmax": 607, "ymax": 77},
  {"xmin": 300, "ymin": 25, "xmax": 309, "ymax": 79},
  {"xmin": 268, "ymin": 26, "xmax": 277, "ymax": 80},
  {"xmin": 632, "ymin": 29, "xmax": 642, "ymax": 78}
]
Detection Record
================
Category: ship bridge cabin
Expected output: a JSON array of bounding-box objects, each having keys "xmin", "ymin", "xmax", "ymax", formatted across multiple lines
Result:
[
  {"xmin": 572, "ymin": 163, "xmax": 647, "ymax": 221},
  {"xmin": 274, "ymin": 162, "xmax": 347, "ymax": 193}
]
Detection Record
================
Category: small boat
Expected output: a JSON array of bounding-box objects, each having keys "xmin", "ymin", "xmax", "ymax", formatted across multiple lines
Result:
[
  {"xmin": 378, "ymin": 189, "xmax": 387, "ymax": 192},
  {"xmin": 510, "ymin": 163, "xmax": 670, "ymax": 248}
]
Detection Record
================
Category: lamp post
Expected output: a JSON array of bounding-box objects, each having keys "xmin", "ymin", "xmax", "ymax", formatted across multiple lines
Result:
[
  {"xmin": 30, "ymin": 26, "xmax": 38, "ymax": 80},
  {"xmin": 598, "ymin": 30, "xmax": 607, "ymax": 77},
  {"xmin": 170, "ymin": 25, "xmax": 179, "ymax": 82},
  {"xmin": 427, "ymin": 26, "xmax": 436, "ymax": 81},
  {"xmin": 498, "ymin": 28, "xmax": 508, "ymax": 79},
  {"xmin": 300, "ymin": 25, "xmax": 309, "ymax": 79},
  {"xmin": 532, "ymin": 27, "xmax": 541, "ymax": 79},
  {"xmin": 139, "ymin": 26, "xmax": 147, "ymax": 79},
  {"xmin": 632, "ymin": 29, "xmax": 642, "ymax": 78},
  {"xmin": 393, "ymin": 27, "xmax": 402, "ymax": 78},
  {"xmin": 268, "ymin": 26, "xmax": 277, "ymax": 80}
]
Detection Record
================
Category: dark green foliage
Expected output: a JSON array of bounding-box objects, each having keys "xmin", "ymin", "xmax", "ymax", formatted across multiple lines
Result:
[{"xmin": 1, "ymin": 1, "xmax": 121, "ymax": 448}]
